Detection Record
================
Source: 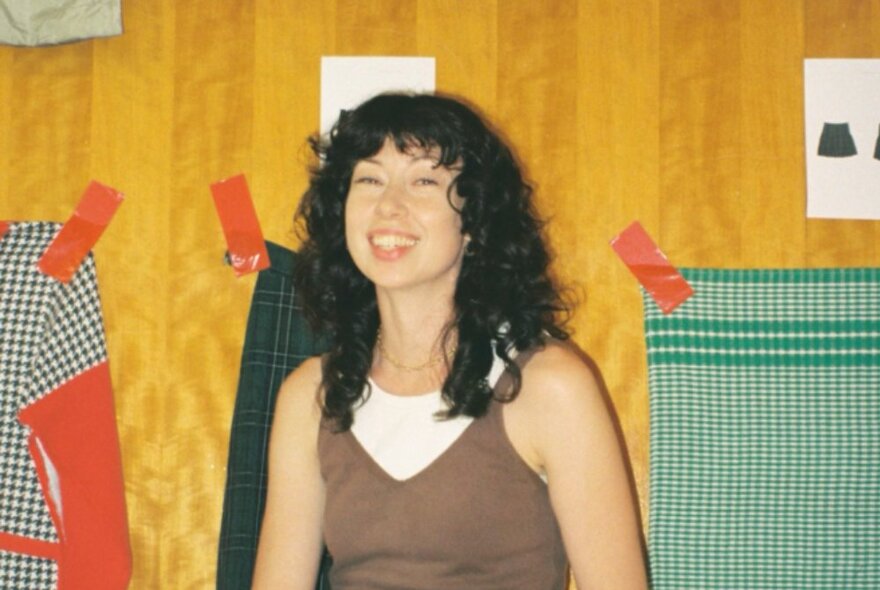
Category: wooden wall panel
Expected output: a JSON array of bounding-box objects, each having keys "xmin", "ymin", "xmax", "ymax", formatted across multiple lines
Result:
[
  {"xmin": 498, "ymin": 0, "xmax": 578, "ymax": 225},
  {"xmin": 0, "ymin": 1, "xmax": 878, "ymax": 587},
  {"xmin": 577, "ymin": 0, "xmax": 660, "ymax": 525},
  {"xmin": 0, "ymin": 49, "xmax": 9, "ymax": 207},
  {"xmin": 335, "ymin": 0, "xmax": 418, "ymax": 54},
  {"xmin": 740, "ymin": 0, "xmax": 806, "ymax": 267},
  {"xmin": 253, "ymin": 1, "xmax": 334, "ymax": 249},
  {"xmin": 5, "ymin": 44, "xmax": 93, "ymax": 217},
  {"xmin": 90, "ymin": 1, "xmax": 176, "ymax": 586},
  {"xmin": 806, "ymin": 0, "xmax": 880, "ymax": 57},
  {"xmin": 166, "ymin": 2, "xmax": 257, "ymax": 587},
  {"xmin": 417, "ymin": 0, "xmax": 499, "ymax": 112},
  {"xmin": 660, "ymin": 1, "xmax": 744, "ymax": 268}
]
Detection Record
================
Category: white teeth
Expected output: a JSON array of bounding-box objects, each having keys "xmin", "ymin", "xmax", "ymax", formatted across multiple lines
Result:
[{"xmin": 371, "ymin": 234, "xmax": 419, "ymax": 249}]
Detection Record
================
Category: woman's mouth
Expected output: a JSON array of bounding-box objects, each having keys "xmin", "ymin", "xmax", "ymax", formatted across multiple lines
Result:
[
  {"xmin": 368, "ymin": 232, "xmax": 420, "ymax": 259},
  {"xmin": 370, "ymin": 234, "xmax": 419, "ymax": 249}
]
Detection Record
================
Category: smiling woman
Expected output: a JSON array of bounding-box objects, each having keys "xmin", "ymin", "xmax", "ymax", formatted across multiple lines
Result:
[
  {"xmin": 252, "ymin": 93, "xmax": 649, "ymax": 590},
  {"xmin": 345, "ymin": 140, "xmax": 467, "ymax": 296}
]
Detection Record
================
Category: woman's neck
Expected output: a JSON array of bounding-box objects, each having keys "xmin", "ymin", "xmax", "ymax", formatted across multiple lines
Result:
[{"xmin": 372, "ymin": 290, "xmax": 456, "ymax": 395}]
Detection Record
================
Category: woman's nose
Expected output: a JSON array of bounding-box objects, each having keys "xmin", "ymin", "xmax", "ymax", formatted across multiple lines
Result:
[{"xmin": 376, "ymin": 181, "xmax": 406, "ymax": 216}]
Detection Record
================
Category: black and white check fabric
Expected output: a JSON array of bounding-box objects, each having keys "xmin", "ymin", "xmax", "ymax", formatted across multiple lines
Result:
[{"xmin": 0, "ymin": 222, "xmax": 108, "ymax": 589}]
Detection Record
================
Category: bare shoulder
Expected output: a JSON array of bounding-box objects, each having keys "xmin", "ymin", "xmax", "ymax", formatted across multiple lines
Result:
[
  {"xmin": 515, "ymin": 341, "xmax": 649, "ymax": 589},
  {"xmin": 517, "ymin": 339, "xmax": 603, "ymax": 412},
  {"xmin": 504, "ymin": 339, "xmax": 607, "ymax": 473},
  {"xmin": 274, "ymin": 355, "xmax": 324, "ymax": 431}
]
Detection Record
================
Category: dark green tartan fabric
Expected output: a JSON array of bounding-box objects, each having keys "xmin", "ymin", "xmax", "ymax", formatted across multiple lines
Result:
[
  {"xmin": 645, "ymin": 268, "xmax": 880, "ymax": 589},
  {"xmin": 216, "ymin": 242, "xmax": 329, "ymax": 589}
]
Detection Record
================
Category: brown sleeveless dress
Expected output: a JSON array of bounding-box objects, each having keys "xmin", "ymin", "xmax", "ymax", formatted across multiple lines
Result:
[{"xmin": 318, "ymin": 370, "xmax": 568, "ymax": 589}]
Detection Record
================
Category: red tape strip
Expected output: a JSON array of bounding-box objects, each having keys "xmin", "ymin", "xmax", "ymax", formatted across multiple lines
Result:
[
  {"xmin": 37, "ymin": 182, "xmax": 124, "ymax": 283},
  {"xmin": 610, "ymin": 221, "xmax": 694, "ymax": 314},
  {"xmin": 210, "ymin": 174, "xmax": 270, "ymax": 276},
  {"xmin": 0, "ymin": 531, "xmax": 60, "ymax": 561}
]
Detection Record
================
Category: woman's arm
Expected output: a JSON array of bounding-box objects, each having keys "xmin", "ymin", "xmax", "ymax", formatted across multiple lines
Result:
[
  {"xmin": 251, "ymin": 357, "xmax": 326, "ymax": 589},
  {"xmin": 512, "ymin": 343, "xmax": 649, "ymax": 589}
]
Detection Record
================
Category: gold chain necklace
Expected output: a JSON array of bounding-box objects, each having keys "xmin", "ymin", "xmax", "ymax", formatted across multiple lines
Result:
[{"xmin": 375, "ymin": 329, "xmax": 457, "ymax": 372}]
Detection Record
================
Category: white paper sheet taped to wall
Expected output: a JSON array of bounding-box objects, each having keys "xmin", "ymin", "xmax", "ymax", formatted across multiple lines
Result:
[
  {"xmin": 0, "ymin": 0, "xmax": 122, "ymax": 47},
  {"xmin": 804, "ymin": 58, "xmax": 880, "ymax": 220},
  {"xmin": 320, "ymin": 56, "xmax": 436, "ymax": 135}
]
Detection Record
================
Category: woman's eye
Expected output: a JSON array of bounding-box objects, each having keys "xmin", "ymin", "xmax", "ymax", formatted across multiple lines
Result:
[
  {"xmin": 415, "ymin": 177, "xmax": 439, "ymax": 186},
  {"xmin": 354, "ymin": 176, "xmax": 380, "ymax": 185}
]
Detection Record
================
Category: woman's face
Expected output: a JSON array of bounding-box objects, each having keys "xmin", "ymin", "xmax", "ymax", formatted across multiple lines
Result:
[{"xmin": 344, "ymin": 138, "xmax": 467, "ymax": 297}]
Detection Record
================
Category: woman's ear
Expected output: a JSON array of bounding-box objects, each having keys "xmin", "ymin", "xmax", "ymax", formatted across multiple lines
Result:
[{"xmin": 463, "ymin": 233, "xmax": 475, "ymax": 256}]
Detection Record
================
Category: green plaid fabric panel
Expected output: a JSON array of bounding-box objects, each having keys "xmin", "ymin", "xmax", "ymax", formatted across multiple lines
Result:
[
  {"xmin": 645, "ymin": 268, "xmax": 880, "ymax": 590},
  {"xmin": 216, "ymin": 242, "xmax": 330, "ymax": 589}
]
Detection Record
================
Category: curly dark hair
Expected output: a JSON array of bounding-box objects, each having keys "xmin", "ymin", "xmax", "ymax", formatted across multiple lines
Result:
[{"xmin": 295, "ymin": 92, "xmax": 569, "ymax": 430}]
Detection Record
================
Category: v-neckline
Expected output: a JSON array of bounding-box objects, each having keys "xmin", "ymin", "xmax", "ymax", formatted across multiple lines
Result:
[
  {"xmin": 339, "ymin": 348, "xmax": 534, "ymax": 485},
  {"xmin": 343, "ymin": 415, "xmax": 483, "ymax": 486}
]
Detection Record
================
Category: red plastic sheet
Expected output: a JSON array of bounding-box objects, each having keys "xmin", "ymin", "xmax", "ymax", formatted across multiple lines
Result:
[
  {"xmin": 210, "ymin": 174, "xmax": 270, "ymax": 277},
  {"xmin": 610, "ymin": 221, "xmax": 694, "ymax": 314},
  {"xmin": 37, "ymin": 182, "xmax": 124, "ymax": 283},
  {"xmin": 18, "ymin": 362, "xmax": 131, "ymax": 589}
]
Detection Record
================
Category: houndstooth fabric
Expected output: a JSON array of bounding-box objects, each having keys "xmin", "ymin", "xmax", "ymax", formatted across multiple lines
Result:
[
  {"xmin": 0, "ymin": 551, "xmax": 55, "ymax": 589},
  {"xmin": 0, "ymin": 222, "xmax": 108, "ymax": 589}
]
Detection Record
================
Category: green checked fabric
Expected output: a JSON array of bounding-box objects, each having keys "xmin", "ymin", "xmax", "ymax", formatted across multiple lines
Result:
[
  {"xmin": 216, "ymin": 242, "xmax": 330, "ymax": 589},
  {"xmin": 645, "ymin": 268, "xmax": 880, "ymax": 590}
]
